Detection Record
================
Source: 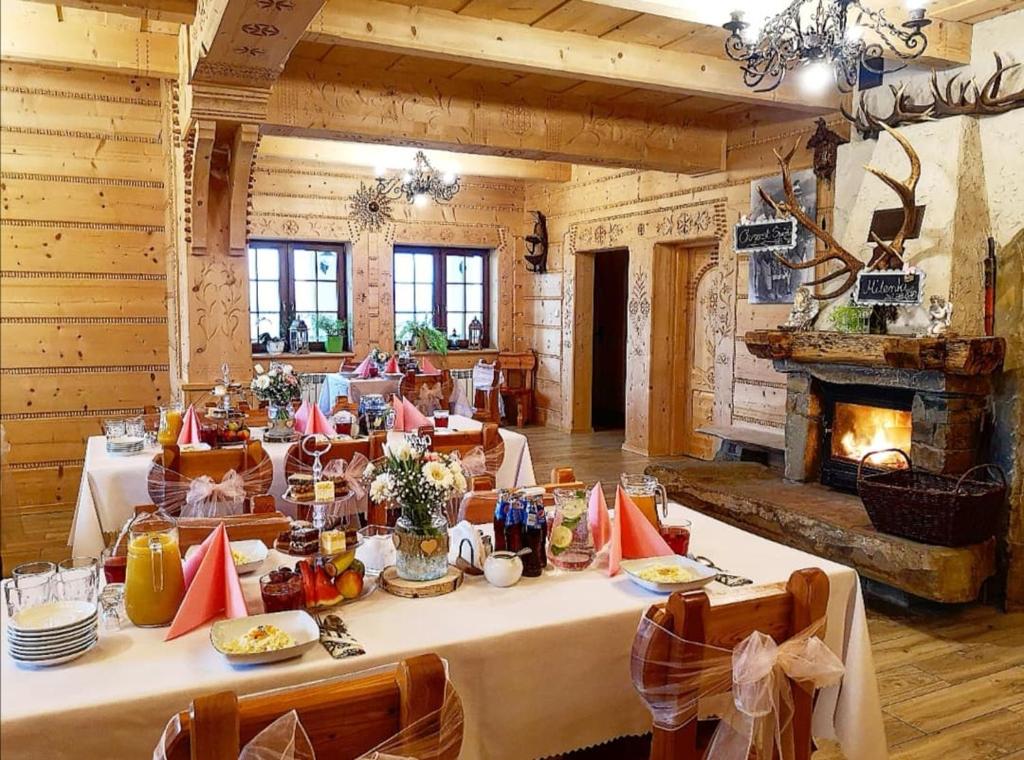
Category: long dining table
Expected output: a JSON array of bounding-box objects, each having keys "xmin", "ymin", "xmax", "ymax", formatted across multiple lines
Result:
[
  {"xmin": 68, "ymin": 416, "xmax": 537, "ymax": 558},
  {"xmin": 6, "ymin": 503, "xmax": 886, "ymax": 760}
]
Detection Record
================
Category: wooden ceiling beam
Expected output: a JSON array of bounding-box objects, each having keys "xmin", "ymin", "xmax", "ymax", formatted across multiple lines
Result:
[
  {"xmin": 17, "ymin": 0, "xmax": 195, "ymax": 24},
  {"xmin": 258, "ymin": 137, "xmax": 574, "ymax": 182},
  {"xmin": 302, "ymin": 0, "xmax": 838, "ymax": 112},
  {"xmin": 265, "ymin": 59, "xmax": 729, "ymax": 173},
  {"xmin": 580, "ymin": 0, "xmax": 973, "ymax": 67},
  {"xmin": 0, "ymin": 1, "xmax": 177, "ymax": 77}
]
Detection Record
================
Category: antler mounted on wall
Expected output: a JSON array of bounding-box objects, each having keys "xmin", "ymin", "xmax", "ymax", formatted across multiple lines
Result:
[
  {"xmin": 759, "ymin": 123, "xmax": 921, "ymax": 300},
  {"xmin": 842, "ymin": 53, "xmax": 1024, "ymax": 138},
  {"xmin": 757, "ymin": 145, "xmax": 865, "ymax": 300}
]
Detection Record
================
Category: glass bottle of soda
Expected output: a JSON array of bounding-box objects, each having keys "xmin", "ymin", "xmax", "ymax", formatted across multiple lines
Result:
[
  {"xmin": 493, "ymin": 490, "xmax": 510, "ymax": 552},
  {"xmin": 522, "ymin": 501, "xmax": 544, "ymax": 577},
  {"xmin": 534, "ymin": 495, "xmax": 548, "ymax": 569},
  {"xmin": 505, "ymin": 497, "xmax": 524, "ymax": 554}
]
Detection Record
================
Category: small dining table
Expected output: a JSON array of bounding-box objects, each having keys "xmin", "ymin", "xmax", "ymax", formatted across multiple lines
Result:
[
  {"xmin": 68, "ymin": 416, "xmax": 537, "ymax": 557},
  {"xmin": 4, "ymin": 503, "xmax": 886, "ymax": 760}
]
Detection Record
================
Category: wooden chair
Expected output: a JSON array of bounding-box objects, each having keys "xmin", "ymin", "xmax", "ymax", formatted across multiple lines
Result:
[
  {"xmin": 498, "ymin": 351, "xmax": 536, "ymax": 427},
  {"xmin": 638, "ymin": 568, "xmax": 829, "ymax": 760},
  {"xmin": 457, "ymin": 467, "xmax": 583, "ymax": 524},
  {"xmin": 400, "ymin": 370, "xmax": 454, "ymax": 415},
  {"xmin": 159, "ymin": 653, "xmax": 460, "ymax": 760},
  {"xmin": 330, "ymin": 394, "xmax": 359, "ymax": 415},
  {"xmin": 147, "ymin": 441, "xmax": 273, "ymax": 513},
  {"xmin": 471, "ymin": 360, "xmax": 501, "ymax": 423}
]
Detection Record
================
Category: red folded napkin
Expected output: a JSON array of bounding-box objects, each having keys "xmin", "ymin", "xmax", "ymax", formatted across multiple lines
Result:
[
  {"xmin": 176, "ymin": 404, "xmax": 202, "ymax": 446},
  {"xmin": 165, "ymin": 524, "xmax": 247, "ymax": 640},
  {"xmin": 608, "ymin": 485, "xmax": 674, "ymax": 577},
  {"xmin": 420, "ymin": 357, "xmax": 439, "ymax": 375},
  {"xmin": 391, "ymin": 395, "xmax": 405, "ymax": 431},
  {"xmin": 402, "ymin": 398, "xmax": 432, "ymax": 431},
  {"xmin": 301, "ymin": 403, "xmax": 335, "ymax": 436},
  {"xmin": 384, "ymin": 356, "xmax": 399, "ymax": 374},
  {"xmin": 588, "ymin": 483, "xmax": 612, "ymax": 553},
  {"xmin": 354, "ymin": 355, "xmax": 374, "ymax": 379}
]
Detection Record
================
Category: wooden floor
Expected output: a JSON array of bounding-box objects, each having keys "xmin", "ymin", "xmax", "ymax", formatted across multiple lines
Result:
[{"xmin": 521, "ymin": 426, "xmax": 1024, "ymax": 760}]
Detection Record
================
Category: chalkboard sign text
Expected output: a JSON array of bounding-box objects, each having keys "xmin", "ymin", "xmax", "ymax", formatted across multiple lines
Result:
[
  {"xmin": 853, "ymin": 269, "xmax": 926, "ymax": 305},
  {"xmin": 733, "ymin": 218, "xmax": 798, "ymax": 253}
]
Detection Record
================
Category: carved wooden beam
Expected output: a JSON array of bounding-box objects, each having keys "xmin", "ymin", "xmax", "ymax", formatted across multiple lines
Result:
[
  {"xmin": 304, "ymin": 0, "xmax": 838, "ymax": 111},
  {"xmin": 185, "ymin": 120, "xmax": 217, "ymax": 256},
  {"xmin": 229, "ymin": 123, "xmax": 261, "ymax": 257},
  {"xmin": 265, "ymin": 60, "xmax": 728, "ymax": 174}
]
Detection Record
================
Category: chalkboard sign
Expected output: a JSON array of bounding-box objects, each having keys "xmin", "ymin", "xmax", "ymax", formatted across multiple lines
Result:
[
  {"xmin": 733, "ymin": 218, "xmax": 798, "ymax": 253},
  {"xmin": 853, "ymin": 269, "xmax": 926, "ymax": 305}
]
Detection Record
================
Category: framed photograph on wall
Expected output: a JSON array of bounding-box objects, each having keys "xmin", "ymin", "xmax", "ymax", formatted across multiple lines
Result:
[{"xmin": 747, "ymin": 169, "xmax": 817, "ymax": 304}]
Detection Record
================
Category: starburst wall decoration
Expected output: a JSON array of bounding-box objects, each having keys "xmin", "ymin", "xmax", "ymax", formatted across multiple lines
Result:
[{"xmin": 349, "ymin": 183, "xmax": 394, "ymax": 232}]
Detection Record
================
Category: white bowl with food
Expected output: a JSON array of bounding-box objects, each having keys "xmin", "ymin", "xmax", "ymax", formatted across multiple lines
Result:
[
  {"xmin": 186, "ymin": 539, "xmax": 268, "ymax": 575},
  {"xmin": 620, "ymin": 555, "xmax": 717, "ymax": 594},
  {"xmin": 211, "ymin": 611, "xmax": 320, "ymax": 665}
]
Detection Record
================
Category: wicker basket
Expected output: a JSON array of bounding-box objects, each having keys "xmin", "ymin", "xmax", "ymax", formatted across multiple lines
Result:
[{"xmin": 857, "ymin": 449, "xmax": 1005, "ymax": 547}]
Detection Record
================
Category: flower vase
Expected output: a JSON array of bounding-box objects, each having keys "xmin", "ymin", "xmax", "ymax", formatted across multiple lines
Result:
[
  {"xmin": 265, "ymin": 403, "xmax": 296, "ymax": 441},
  {"xmin": 393, "ymin": 512, "xmax": 449, "ymax": 581}
]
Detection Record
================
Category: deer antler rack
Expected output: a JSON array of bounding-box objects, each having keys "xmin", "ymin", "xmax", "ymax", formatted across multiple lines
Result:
[
  {"xmin": 843, "ymin": 52, "xmax": 1024, "ymax": 138},
  {"xmin": 864, "ymin": 123, "xmax": 921, "ymax": 270},
  {"xmin": 758, "ymin": 142, "xmax": 865, "ymax": 300}
]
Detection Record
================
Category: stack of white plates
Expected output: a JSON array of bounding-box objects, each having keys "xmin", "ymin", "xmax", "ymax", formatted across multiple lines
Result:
[
  {"xmin": 7, "ymin": 601, "xmax": 99, "ymax": 667},
  {"xmin": 106, "ymin": 435, "xmax": 144, "ymax": 456}
]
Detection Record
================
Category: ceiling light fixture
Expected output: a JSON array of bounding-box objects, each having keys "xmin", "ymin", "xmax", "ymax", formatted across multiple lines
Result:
[
  {"xmin": 376, "ymin": 150, "xmax": 460, "ymax": 205},
  {"xmin": 723, "ymin": 0, "xmax": 931, "ymax": 93}
]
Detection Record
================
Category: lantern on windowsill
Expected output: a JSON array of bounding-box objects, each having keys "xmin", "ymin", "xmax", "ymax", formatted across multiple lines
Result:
[
  {"xmin": 289, "ymin": 318, "xmax": 309, "ymax": 355},
  {"xmin": 468, "ymin": 317, "xmax": 483, "ymax": 350}
]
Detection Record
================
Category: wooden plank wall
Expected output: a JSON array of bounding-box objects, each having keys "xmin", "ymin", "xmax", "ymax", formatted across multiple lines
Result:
[
  {"xmin": 519, "ymin": 116, "xmax": 842, "ymax": 435},
  {"xmin": 0, "ymin": 62, "xmax": 171, "ymax": 570}
]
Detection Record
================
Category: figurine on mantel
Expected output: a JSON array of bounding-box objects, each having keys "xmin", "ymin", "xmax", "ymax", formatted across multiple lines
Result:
[
  {"xmin": 926, "ymin": 295, "xmax": 953, "ymax": 336},
  {"xmin": 780, "ymin": 286, "xmax": 820, "ymax": 331}
]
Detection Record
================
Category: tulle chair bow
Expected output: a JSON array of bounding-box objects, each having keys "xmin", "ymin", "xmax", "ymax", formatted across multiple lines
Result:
[{"xmin": 183, "ymin": 470, "xmax": 246, "ymax": 518}]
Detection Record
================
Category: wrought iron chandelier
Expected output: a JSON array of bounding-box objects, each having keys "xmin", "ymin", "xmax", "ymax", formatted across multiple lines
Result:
[
  {"xmin": 376, "ymin": 150, "xmax": 460, "ymax": 205},
  {"xmin": 723, "ymin": 1, "xmax": 931, "ymax": 92}
]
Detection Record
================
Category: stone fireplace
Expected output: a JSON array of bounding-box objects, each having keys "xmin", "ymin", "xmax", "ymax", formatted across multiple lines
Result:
[{"xmin": 745, "ymin": 331, "xmax": 1005, "ymax": 490}]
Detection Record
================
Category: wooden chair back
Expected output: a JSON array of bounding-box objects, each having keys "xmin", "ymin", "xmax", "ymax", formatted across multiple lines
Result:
[
  {"xmin": 330, "ymin": 394, "xmax": 359, "ymax": 415},
  {"xmin": 471, "ymin": 360, "xmax": 501, "ymax": 423},
  {"xmin": 400, "ymin": 370, "xmax": 454, "ymax": 415},
  {"xmin": 458, "ymin": 467, "xmax": 582, "ymax": 524},
  {"xmin": 282, "ymin": 437, "xmax": 372, "ymax": 478},
  {"xmin": 497, "ymin": 351, "xmax": 536, "ymax": 426},
  {"xmin": 160, "ymin": 654, "xmax": 459, "ymax": 760},
  {"xmin": 640, "ymin": 568, "xmax": 829, "ymax": 760},
  {"xmin": 147, "ymin": 441, "xmax": 273, "ymax": 511},
  {"xmin": 416, "ymin": 422, "xmax": 501, "ymax": 458}
]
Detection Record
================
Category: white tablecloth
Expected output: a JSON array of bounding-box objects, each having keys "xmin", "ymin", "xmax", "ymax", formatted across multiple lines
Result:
[
  {"xmin": 317, "ymin": 373, "xmax": 402, "ymax": 412},
  {"xmin": 13, "ymin": 504, "xmax": 884, "ymax": 760},
  {"xmin": 69, "ymin": 417, "xmax": 536, "ymax": 557}
]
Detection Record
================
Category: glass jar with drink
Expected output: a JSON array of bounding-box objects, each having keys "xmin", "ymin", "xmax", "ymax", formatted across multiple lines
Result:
[
  {"xmin": 156, "ymin": 404, "xmax": 184, "ymax": 447},
  {"xmin": 620, "ymin": 474, "xmax": 668, "ymax": 529},
  {"xmin": 123, "ymin": 507, "xmax": 185, "ymax": 627}
]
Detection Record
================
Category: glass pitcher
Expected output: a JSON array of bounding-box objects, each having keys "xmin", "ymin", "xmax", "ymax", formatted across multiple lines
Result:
[
  {"xmin": 549, "ymin": 489, "xmax": 594, "ymax": 571},
  {"xmin": 620, "ymin": 474, "xmax": 668, "ymax": 529},
  {"xmin": 156, "ymin": 404, "xmax": 183, "ymax": 447},
  {"xmin": 124, "ymin": 507, "xmax": 185, "ymax": 628}
]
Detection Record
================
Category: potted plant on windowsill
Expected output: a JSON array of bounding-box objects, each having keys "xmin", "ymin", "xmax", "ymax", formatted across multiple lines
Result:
[
  {"xmin": 315, "ymin": 316, "xmax": 348, "ymax": 354},
  {"xmin": 397, "ymin": 318, "xmax": 448, "ymax": 355}
]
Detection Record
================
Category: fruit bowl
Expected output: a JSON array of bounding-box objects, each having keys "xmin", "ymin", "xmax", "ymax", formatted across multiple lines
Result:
[{"xmin": 293, "ymin": 552, "xmax": 370, "ymax": 610}]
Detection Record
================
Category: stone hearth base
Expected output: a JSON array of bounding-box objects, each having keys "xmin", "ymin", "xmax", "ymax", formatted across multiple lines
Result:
[{"xmin": 647, "ymin": 461, "xmax": 996, "ymax": 603}]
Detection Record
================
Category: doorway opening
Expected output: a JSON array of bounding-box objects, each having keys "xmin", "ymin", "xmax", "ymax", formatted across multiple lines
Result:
[{"xmin": 591, "ymin": 249, "xmax": 629, "ymax": 431}]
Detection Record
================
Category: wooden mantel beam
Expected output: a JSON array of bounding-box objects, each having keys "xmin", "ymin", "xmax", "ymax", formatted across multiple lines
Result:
[
  {"xmin": 265, "ymin": 59, "xmax": 728, "ymax": 173},
  {"xmin": 17, "ymin": 0, "xmax": 195, "ymax": 24},
  {"xmin": 303, "ymin": 0, "xmax": 838, "ymax": 112}
]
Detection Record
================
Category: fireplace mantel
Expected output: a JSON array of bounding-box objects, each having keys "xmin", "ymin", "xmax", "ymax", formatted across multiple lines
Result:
[{"xmin": 744, "ymin": 331, "xmax": 1005, "ymax": 377}]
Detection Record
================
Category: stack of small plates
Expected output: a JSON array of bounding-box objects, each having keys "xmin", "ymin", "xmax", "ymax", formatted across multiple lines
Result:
[
  {"xmin": 7, "ymin": 601, "xmax": 99, "ymax": 667},
  {"xmin": 106, "ymin": 435, "xmax": 144, "ymax": 456}
]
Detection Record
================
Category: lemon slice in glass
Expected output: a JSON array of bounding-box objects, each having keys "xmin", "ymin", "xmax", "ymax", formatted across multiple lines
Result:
[{"xmin": 550, "ymin": 525, "xmax": 573, "ymax": 552}]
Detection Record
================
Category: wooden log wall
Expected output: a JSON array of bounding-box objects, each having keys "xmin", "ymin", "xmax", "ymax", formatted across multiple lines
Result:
[
  {"xmin": 518, "ymin": 116, "xmax": 842, "ymax": 443},
  {"xmin": 0, "ymin": 62, "xmax": 171, "ymax": 569}
]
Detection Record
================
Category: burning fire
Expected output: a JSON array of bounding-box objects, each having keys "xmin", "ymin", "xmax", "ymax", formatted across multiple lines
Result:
[{"xmin": 833, "ymin": 402, "xmax": 911, "ymax": 468}]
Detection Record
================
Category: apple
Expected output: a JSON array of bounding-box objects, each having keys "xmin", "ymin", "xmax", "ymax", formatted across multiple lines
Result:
[{"xmin": 336, "ymin": 569, "xmax": 364, "ymax": 600}]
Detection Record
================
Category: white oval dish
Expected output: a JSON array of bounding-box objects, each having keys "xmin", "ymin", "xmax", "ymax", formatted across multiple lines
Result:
[
  {"xmin": 186, "ymin": 539, "xmax": 268, "ymax": 575},
  {"xmin": 619, "ymin": 555, "xmax": 717, "ymax": 594},
  {"xmin": 211, "ymin": 610, "xmax": 320, "ymax": 666}
]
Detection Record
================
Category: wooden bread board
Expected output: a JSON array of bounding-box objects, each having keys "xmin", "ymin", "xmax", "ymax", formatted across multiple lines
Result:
[{"xmin": 378, "ymin": 566, "xmax": 463, "ymax": 598}]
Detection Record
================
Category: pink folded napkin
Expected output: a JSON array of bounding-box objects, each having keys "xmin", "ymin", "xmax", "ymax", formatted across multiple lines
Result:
[
  {"xmin": 588, "ymin": 483, "xmax": 612, "ymax": 553},
  {"xmin": 176, "ymin": 404, "xmax": 202, "ymax": 446},
  {"xmin": 608, "ymin": 485, "xmax": 674, "ymax": 577},
  {"xmin": 165, "ymin": 524, "xmax": 247, "ymax": 640},
  {"xmin": 294, "ymin": 399, "xmax": 311, "ymax": 431},
  {"xmin": 402, "ymin": 397, "xmax": 432, "ymax": 431},
  {"xmin": 296, "ymin": 401, "xmax": 335, "ymax": 436},
  {"xmin": 391, "ymin": 395, "xmax": 405, "ymax": 431},
  {"xmin": 420, "ymin": 357, "xmax": 439, "ymax": 375},
  {"xmin": 354, "ymin": 355, "xmax": 374, "ymax": 379},
  {"xmin": 384, "ymin": 356, "xmax": 399, "ymax": 374}
]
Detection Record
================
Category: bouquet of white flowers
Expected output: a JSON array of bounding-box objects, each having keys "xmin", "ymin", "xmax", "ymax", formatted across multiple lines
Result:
[
  {"xmin": 366, "ymin": 435, "xmax": 468, "ymax": 533},
  {"xmin": 250, "ymin": 362, "xmax": 301, "ymax": 407}
]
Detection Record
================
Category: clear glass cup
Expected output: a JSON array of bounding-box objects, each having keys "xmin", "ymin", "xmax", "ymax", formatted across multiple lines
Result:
[
  {"xmin": 433, "ymin": 409, "xmax": 450, "ymax": 429},
  {"xmin": 103, "ymin": 418, "xmax": 127, "ymax": 438},
  {"xmin": 4, "ymin": 582, "xmax": 52, "ymax": 617},
  {"xmin": 12, "ymin": 560, "xmax": 56, "ymax": 587},
  {"xmin": 57, "ymin": 557, "xmax": 100, "ymax": 603},
  {"xmin": 660, "ymin": 520, "xmax": 692, "ymax": 556},
  {"xmin": 124, "ymin": 416, "xmax": 146, "ymax": 439},
  {"xmin": 99, "ymin": 583, "xmax": 126, "ymax": 632}
]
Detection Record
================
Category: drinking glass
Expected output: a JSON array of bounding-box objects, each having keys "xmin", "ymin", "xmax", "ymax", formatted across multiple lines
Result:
[
  {"xmin": 4, "ymin": 583, "xmax": 52, "ymax": 617},
  {"xmin": 660, "ymin": 520, "xmax": 692, "ymax": 556},
  {"xmin": 99, "ymin": 583, "xmax": 126, "ymax": 631},
  {"xmin": 125, "ymin": 416, "xmax": 146, "ymax": 439},
  {"xmin": 260, "ymin": 572, "xmax": 305, "ymax": 613},
  {"xmin": 356, "ymin": 525, "xmax": 397, "ymax": 575},
  {"xmin": 103, "ymin": 418, "xmax": 127, "ymax": 438},
  {"xmin": 12, "ymin": 560, "xmax": 56, "ymax": 587},
  {"xmin": 433, "ymin": 409, "xmax": 450, "ymax": 429},
  {"xmin": 57, "ymin": 557, "xmax": 100, "ymax": 603}
]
